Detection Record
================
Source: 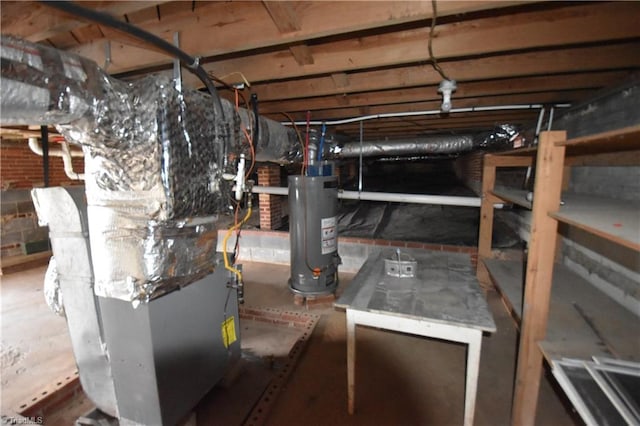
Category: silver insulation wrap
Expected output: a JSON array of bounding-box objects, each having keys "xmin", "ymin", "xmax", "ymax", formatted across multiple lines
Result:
[
  {"xmin": 337, "ymin": 135, "xmax": 474, "ymax": 158},
  {"xmin": 334, "ymin": 124, "xmax": 520, "ymax": 158},
  {"xmin": 0, "ymin": 35, "xmax": 298, "ymax": 304},
  {"xmin": 44, "ymin": 257, "xmax": 65, "ymax": 317}
]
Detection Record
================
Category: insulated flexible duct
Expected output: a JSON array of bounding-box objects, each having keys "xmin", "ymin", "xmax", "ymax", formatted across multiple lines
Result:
[
  {"xmin": 0, "ymin": 35, "xmax": 301, "ymax": 303},
  {"xmin": 335, "ymin": 125, "xmax": 519, "ymax": 158},
  {"xmin": 337, "ymin": 135, "xmax": 474, "ymax": 158}
]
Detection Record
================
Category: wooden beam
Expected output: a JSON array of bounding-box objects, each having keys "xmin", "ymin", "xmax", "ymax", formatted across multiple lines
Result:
[
  {"xmin": 67, "ymin": 1, "xmax": 635, "ymax": 77},
  {"xmin": 289, "ymin": 43, "xmax": 314, "ymax": 66},
  {"xmin": 331, "ymin": 73, "xmax": 350, "ymax": 90},
  {"xmin": 257, "ymin": 73, "xmax": 623, "ymax": 114},
  {"xmin": 70, "ymin": 24, "xmax": 104, "ymax": 44},
  {"xmin": 68, "ymin": 1, "xmax": 523, "ymax": 74},
  {"xmin": 197, "ymin": 1, "xmax": 640, "ymax": 87},
  {"xmin": 262, "ymin": 1, "xmax": 301, "ymax": 33},
  {"xmin": 220, "ymin": 44, "xmax": 640, "ymax": 102},
  {"xmin": 333, "ymin": 118, "xmax": 539, "ymax": 139},
  {"xmin": 331, "ymin": 110, "xmax": 540, "ymax": 128},
  {"xmin": 512, "ymin": 131, "xmax": 566, "ymax": 426},
  {"xmin": 1, "ymin": 1, "xmax": 168, "ymax": 42},
  {"xmin": 271, "ymin": 91, "xmax": 592, "ymax": 122},
  {"xmin": 484, "ymin": 155, "xmax": 534, "ymax": 167},
  {"xmin": 99, "ymin": 26, "xmax": 169, "ymax": 55}
]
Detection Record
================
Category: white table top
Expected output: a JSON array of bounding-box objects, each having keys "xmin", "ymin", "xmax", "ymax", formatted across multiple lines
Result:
[{"xmin": 336, "ymin": 248, "xmax": 496, "ymax": 333}]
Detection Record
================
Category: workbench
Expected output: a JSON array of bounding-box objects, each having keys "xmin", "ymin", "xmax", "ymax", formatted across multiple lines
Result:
[{"xmin": 335, "ymin": 248, "xmax": 496, "ymax": 426}]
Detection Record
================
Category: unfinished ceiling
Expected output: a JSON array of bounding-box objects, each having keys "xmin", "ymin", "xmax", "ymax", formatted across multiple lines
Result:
[{"xmin": 2, "ymin": 1, "xmax": 640, "ymax": 140}]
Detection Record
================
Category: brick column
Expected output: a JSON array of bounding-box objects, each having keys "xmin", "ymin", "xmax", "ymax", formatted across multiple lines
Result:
[{"xmin": 257, "ymin": 165, "xmax": 283, "ymax": 230}]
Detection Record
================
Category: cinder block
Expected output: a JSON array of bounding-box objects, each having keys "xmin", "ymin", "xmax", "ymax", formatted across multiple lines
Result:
[
  {"xmin": 0, "ymin": 231, "xmax": 24, "ymax": 246},
  {"xmin": 338, "ymin": 242, "xmax": 367, "ymax": 259},
  {"xmin": 272, "ymin": 249, "xmax": 290, "ymax": 264},
  {"xmin": 250, "ymin": 247, "xmax": 276, "ymax": 263},
  {"xmin": 16, "ymin": 200, "xmax": 35, "ymax": 214},
  {"xmin": 0, "ymin": 202, "xmax": 17, "ymax": 216},
  {"xmin": 2, "ymin": 217, "xmax": 36, "ymax": 234},
  {"xmin": 0, "ymin": 189, "xmax": 32, "ymax": 203},
  {"xmin": 262, "ymin": 234, "xmax": 290, "ymax": 251},
  {"xmin": 339, "ymin": 258, "xmax": 365, "ymax": 273},
  {"xmin": 1, "ymin": 246, "xmax": 23, "ymax": 258},
  {"xmin": 22, "ymin": 226, "xmax": 49, "ymax": 243}
]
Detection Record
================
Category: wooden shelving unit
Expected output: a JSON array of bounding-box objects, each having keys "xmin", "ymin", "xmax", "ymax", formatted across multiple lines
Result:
[{"xmin": 477, "ymin": 126, "xmax": 640, "ymax": 426}]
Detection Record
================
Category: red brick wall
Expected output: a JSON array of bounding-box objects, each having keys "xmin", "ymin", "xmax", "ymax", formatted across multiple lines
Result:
[
  {"xmin": 453, "ymin": 151, "xmax": 484, "ymax": 195},
  {"xmin": 1, "ymin": 141, "xmax": 84, "ymax": 189},
  {"xmin": 257, "ymin": 164, "xmax": 283, "ymax": 230}
]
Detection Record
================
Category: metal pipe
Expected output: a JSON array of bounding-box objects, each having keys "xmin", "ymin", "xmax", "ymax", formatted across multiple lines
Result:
[
  {"xmin": 358, "ymin": 121, "xmax": 363, "ymax": 193},
  {"xmin": 41, "ymin": 125, "xmax": 49, "ymax": 187},
  {"xmin": 533, "ymin": 107, "xmax": 546, "ymax": 145},
  {"xmin": 250, "ymin": 185, "xmax": 481, "ymax": 207},
  {"xmin": 282, "ymin": 104, "xmax": 572, "ymax": 127},
  {"xmin": 547, "ymin": 106, "xmax": 555, "ymax": 131}
]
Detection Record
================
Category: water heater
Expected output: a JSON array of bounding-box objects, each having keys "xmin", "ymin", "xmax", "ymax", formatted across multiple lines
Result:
[{"xmin": 288, "ymin": 175, "xmax": 340, "ymax": 295}]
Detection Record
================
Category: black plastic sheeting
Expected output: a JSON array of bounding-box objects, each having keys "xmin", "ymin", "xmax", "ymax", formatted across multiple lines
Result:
[{"xmin": 335, "ymin": 166, "xmax": 519, "ymax": 247}]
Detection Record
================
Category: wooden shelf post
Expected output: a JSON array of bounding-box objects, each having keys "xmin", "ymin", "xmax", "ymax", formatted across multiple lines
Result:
[
  {"xmin": 477, "ymin": 154, "xmax": 497, "ymax": 287},
  {"xmin": 511, "ymin": 131, "xmax": 566, "ymax": 426}
]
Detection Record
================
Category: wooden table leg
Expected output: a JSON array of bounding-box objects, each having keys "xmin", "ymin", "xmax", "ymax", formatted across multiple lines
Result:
[
  {"xmin": 346, "ymin": 309, "xmax": 356, "ymax": 415},
  {"xmin": 464, "ymin": 330, "xmax": 483, "ymax": 426}
]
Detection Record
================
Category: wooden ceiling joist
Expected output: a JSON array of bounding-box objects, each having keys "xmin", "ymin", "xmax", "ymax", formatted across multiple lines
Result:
[
  {"xmin": 255, "ymin": 73, "xmax": 627, "ymax": 115},
  {"xmin": 211, "ymin": 42, "xmax": 640, "ymax": 105},
  {"xmin": 262, "ymin": 89, "xmax": 604, "ymax": 123},
  {"xmin": 1, "ymin": 1, "xmax": 168, "ymax": 42},
  {"xmin": 50, "ymin": 2, "xmax": 639, "ymax": 82},
  {"xmin": 1, "ymin": 1, "xmax": 638, "ymax": 139}
]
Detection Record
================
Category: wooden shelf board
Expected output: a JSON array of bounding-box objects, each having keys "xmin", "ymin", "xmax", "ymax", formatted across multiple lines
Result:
[
  {"xmin": 550, "ymin": 194, "xmax": 640, "ymax": 252},
  {"xmin": 483, "ymin": 258, "xmax": 640, "ymax": 363},
  {"xmin": 482, "ymin": 259, "xmax": 523, "ymax": 327},
  {"xmin": 539, "ymin": 264, "xmax": 640, "ymax": 363},
  {"xmin": 558, "ymin": 125, "xmax": 640, "ymax": 154},
  {"xmin": 490, "ymin": 146, "xmax": 538, "ymax": 157},
  {"xmin": 491, "ymin": 188, "xmax": 532, "ymax": 209}
]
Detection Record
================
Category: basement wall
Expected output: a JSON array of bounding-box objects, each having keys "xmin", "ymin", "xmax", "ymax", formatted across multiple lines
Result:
[
  {"xmin": 0, "ymin": 140, "xmax": 84, "ymax": 259},
  {"xmin": 216, "ymin": 229, "xmax": 477, "ymax": 274},
  {"xmin": 454, "ymin": 151, "xmax": 527, "ymax": 196}
]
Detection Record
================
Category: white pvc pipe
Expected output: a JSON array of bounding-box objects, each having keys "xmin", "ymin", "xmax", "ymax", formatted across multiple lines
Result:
[
  {"xmin": 28, "ymin": 137, "xmax": 83, "ymax": 157},
  {"xmin": 250, "ymin": 185, "xmax": 481, "ymax": 207},
  {"xmin": 281, "ymin": 104, "xmax": 572, "ymax": 126},
  {"xmin": 60, "ymin": 141, "xmax": 85, "ymax": 180},
  {"xmin": 252, "ymin": 185, "xmax": 288, "ymax": 195},
  {"xmin": 339, "ymin": 190, "xmax": 480, "ymax": 207},
  {"xmin": 28, "ymin": 137, "xmax": 85, "ymax": 180}
]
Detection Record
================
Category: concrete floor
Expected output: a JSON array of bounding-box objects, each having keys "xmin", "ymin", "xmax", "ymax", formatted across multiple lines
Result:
[{"xmin": 1, "ymin": 261, "xmax": 576, "ymax": 425}]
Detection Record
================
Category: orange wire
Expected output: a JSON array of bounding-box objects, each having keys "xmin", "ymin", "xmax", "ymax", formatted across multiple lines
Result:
[{"xmin": 233, "ymin": 88, "xmax": 256, "ymax": 179}]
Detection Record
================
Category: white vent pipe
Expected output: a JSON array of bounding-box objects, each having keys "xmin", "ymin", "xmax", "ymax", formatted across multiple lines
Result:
[
  {"xmin": 28, "ymin": 137, "xmax": 85, "ymax": 180},
  {"xmin": 249, "ymin": 185, "xmax": 482, "ymax": 207}
]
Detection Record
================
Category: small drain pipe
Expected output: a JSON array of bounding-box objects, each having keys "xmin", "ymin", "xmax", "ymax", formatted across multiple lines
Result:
[{"xmin": 28, "ymin": 137, "xmax": 85, "ymax": 180}]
